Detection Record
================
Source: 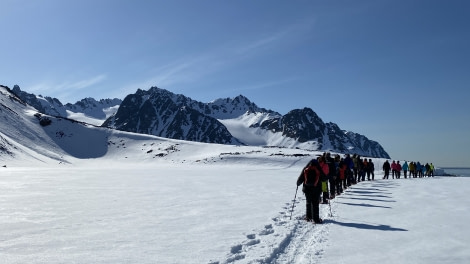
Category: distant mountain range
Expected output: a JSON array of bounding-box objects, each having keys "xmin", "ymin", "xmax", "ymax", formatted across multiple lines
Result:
[
  {"xmin": 8, "ymin": 85, "xmax": 390, "ymax": 158},
  {"xmin": 12, "ymin": 85, "xmax": 121, "ymax": 125}
]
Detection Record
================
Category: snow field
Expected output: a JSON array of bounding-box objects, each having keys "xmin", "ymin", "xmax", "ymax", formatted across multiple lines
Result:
[{"xmin": 1, "ymin": 161, "xmax": 467, "ymax": 264}]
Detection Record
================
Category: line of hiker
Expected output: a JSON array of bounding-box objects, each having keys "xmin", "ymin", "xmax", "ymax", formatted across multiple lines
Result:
[
  {"xmin": 382, "ymin": 160, "xmax": 435, "ymax": 179},
  {"xmin": 296, "ymin": 153, "xmax": 437, "ymax": 223},
  {"xmin": 296, "ymin": 153, "xmax": 375, "ymax": 223}
]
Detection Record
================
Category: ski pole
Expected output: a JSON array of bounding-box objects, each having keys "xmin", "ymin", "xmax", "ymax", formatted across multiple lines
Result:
[
  {"xmin": 328, "ymin": 198, "xmax": 333, "ymax": 217},
  {"xmin": 290, "ymin": 186, "xmax": 299, "ymax": 220}
]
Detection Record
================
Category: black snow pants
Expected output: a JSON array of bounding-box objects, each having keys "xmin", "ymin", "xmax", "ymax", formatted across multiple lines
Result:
[{"xmin": 304, "ymin": 186, "xmax": 320, "ymax": 221}]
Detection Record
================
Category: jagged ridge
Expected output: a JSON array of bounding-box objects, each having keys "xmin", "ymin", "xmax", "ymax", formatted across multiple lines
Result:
[
  {"xmin": 12, "ymin": 85, "xmax": 122, "ymax": 120},
  {"xmin": 102, "ymin": 87, "xmax": 241, "ymax": 144},
  {"xmin": 7, "ymin": 85, "xmax": 390, "ymax": 158}
]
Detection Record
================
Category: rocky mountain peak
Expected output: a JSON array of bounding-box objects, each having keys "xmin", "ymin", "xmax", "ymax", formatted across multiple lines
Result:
[
  {"xmin": 103, "ymin": 87, "xmax": 241, "ymax": 145},
  {"xmin": 7, "ymin": 84, "xmax": 390, "ymax": 158},
  {"xmin": 11, "ymin": 85, "xmax": 121, "ymax": 123}
]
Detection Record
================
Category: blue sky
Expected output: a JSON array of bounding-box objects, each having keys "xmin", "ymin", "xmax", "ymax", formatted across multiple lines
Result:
[{"xmin": 1, "ymin": 0, "xmax": 469, "ymax": 167}]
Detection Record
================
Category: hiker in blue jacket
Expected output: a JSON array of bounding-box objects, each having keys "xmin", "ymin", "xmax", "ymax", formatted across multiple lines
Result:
[{"xmin": 402, "ymin": 161, "xmax": 409, "ymax": 178}]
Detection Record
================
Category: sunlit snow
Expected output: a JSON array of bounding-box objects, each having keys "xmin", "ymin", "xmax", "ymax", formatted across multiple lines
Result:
[{"xmin": 1, "ymin": 86, "xmax": 468, "ymax": 263}]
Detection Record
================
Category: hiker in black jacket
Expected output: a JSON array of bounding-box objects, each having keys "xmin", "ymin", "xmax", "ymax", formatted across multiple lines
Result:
[
  {"xmin": 297, "ymin": 159, "xmax": 323, "ymax": 224},
  {"xmin": 367, "ymin": 159, "xmax": 375, "ymax": 180},
  {"xmin": 383, "ymin": 160, "xmax": 391, "ymax": 179}
]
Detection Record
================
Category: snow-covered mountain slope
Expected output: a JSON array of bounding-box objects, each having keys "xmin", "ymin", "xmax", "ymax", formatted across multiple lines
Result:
[
  {"xmin": 64, "ymin": 97, "xmax": 122, "ymax": 125},
  {"xmin": 1, "ymin": 85, "xmax": 69, "ymax": 164},
  {"xmin": 11, "ymin": 85, "xmax": 67, "ymax": 117},
  {"xmin": 219, "ymin": 112, "xmax": 320, "ymax": 149},
  {"xmin": 11, "ymin": 85, "xmax": 121, "ymax": 126},
  {"xmin": 1, "ymin": 85, "xmax": 317, "ymax": 167},
  {"xmin": 103, "ymin": 87, "xmax": 389, "ymax": 158},
  {"xmin": 1, "ymin": 85, "xmax": 134, "ymax": 164},
  {"xmin": 4, "ymin": 84, "xmax": 389, "ymax": 158}
]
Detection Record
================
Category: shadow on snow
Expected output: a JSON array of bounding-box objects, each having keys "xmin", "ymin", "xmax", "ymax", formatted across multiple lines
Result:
[
  {"xmin": 347, "ymin": 189, "xmax": 393, "ymax": 195},
  {"xmin": 338, "ymin": 196, "xmax": 396, "ymax": 203},
  {"xmin": 346, "ymin": 194, "xmax": 393, "ymax": 199},
  {"xmin": 326, "ymin": 219, "xmax": 408, "ymax": 232},
  {"xmin": 337, "ymin": 202, "xmax": 392, "ymax": 209}
]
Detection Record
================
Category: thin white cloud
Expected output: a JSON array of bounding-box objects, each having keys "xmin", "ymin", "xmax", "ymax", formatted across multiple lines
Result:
[
  {"xmin": 235, "ymin": 18, "xmax": 316, "ymax": 56},
  {"xmin": 29, "ymin": 74, "xmax": 107, "ymax": 95},
  {"xmin": 149, "ymin": 60, "xmax": 199, "ymax": 87},
  {"xmin": 114, "ymin": 60, "xmax": 202, "ymax": 98},
  {"xmin": 67, "ymin": 74, "xmax": 107, "ymax": 90},
  {"xmin": 120, "ymin": 19, "xmax": 315, "ymax": 96},
  {"xmin": 25, "ymin": 74, "xmax": 107, "ymax": 103},
  {"xmin": 233, "ymin": 77, "xmax": 299, "ymax": 92},
  {"xmin": 234, "ymin": 29, "xmax": 291, "ymax": 55}
]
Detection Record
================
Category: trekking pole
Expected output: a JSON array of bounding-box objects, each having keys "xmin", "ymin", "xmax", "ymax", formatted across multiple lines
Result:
[
  {"xmin": 290, "ymin": 186, "xmax": 299, "ymax": 220},
  {"xmin": 328, "ymin": 198, "xmax": 333, "ymax": 217}
]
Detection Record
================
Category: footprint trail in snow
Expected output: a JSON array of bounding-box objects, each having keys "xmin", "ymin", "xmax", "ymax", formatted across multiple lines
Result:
[{"xmin": 212, "ymin": 193, "xmax": 337, "ymax": 264}]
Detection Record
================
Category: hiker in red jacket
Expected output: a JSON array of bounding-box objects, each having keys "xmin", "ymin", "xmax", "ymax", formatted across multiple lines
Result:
[
  {"xmin": 396, "ymin": 161, "xmax": 402, "ymax": 179},
  {"xmin": 391, "ymin": 160, "xmax": 397, "ymax": 179}
]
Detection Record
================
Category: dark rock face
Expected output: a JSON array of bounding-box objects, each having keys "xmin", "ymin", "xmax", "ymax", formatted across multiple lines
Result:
[
  {"xmin": 102, "ymin": 87, "xmax": 240, "ymax": 144},
  {"xmin": 258, "ymin": 108, "xmax": 325, "ymax": 143},
  {"xmin": 254, "ymin": 107, "xmax": 389, "ymax": 158},
  {"xmin": 9, "ymin": 84, "xmax": 390, "ymax": 158},
  {"xmin": 102, "ymin": 87, "xmax": 389, "ymax": 158}
]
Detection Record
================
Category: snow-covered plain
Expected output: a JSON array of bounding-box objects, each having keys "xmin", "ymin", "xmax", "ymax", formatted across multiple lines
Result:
[
  {"xmin": 1, "ymin": 145, "xmax": 469, "ymax": 263},
  {"xmin": 1, "ymin": 86, "xmax": 469, "ymax": 263}
]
